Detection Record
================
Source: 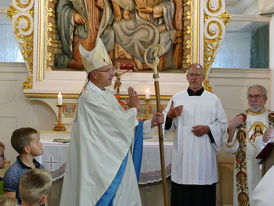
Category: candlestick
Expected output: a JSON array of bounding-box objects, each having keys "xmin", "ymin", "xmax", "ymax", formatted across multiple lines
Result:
[
  {"xmin": 145, "ymin": 88, "xmax": 150, "ymax": 99},
  {"xmin": 53, "ymin": 105, "xmax": 66, "ymax": 131},
  {"xmin": 144, "ymin": 99, "xmax": 151, "ymax": 120},
  {"xmin": 58, "ymin": 92, "xmax": 63, "ymax": 105}
]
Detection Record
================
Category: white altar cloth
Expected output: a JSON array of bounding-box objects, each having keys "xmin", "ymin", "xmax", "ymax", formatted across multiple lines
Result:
[{"xmin": 36, "ymin": 140, "xmax": 173, "ymax": 185}]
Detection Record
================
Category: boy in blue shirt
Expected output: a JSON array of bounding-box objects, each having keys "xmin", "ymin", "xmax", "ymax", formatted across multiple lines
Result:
[{"xmin": 4, "ymin": 127, "xmax": 46, "ymax": 205}]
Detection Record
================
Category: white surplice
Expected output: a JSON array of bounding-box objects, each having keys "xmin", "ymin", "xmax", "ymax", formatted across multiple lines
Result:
[
  {"xmin": 251, "ymin": 165, "xmax": 274, "ymax": 206},
  {"xmin": 59, "ymin": 82, "xmax": 150, "ymax": 206},
  {"xmin": 224, "ymin": 108, "xmax": 270, "ymax": 206},
  {"xmin": 163, "ymin": 90, "xmax": 227, "ymax": 185}
]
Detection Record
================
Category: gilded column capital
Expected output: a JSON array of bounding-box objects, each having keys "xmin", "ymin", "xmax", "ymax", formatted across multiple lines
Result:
[{"xmin": 203, "ymin": 0, "xmax": 231, "ymax": 92}]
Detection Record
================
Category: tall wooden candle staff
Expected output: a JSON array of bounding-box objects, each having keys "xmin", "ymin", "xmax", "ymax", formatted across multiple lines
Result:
[{"xmin": 144, "ymin": 45, "xmax": 168, "ymax": 206}]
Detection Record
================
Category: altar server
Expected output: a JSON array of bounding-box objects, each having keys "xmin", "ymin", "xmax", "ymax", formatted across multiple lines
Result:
[
  {"xmin": 163, "ymin": 63, "xmax": 227, "ymax": 206},
  {"xmin": 59, "ymin": 37, "xmax": 163, "ymax": 206}
]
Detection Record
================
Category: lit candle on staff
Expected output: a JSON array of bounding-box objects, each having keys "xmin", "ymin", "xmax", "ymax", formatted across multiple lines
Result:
[
  {"xmin": 145, "ymin": 88, "xmax": 150, "ymax": 99},
  {"xmin": 58, "ymin": 92, "xmax": 63, "ymax": 105}
]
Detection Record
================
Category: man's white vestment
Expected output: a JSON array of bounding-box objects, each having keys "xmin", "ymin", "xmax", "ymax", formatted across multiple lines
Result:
[
  {"xmin": 59, "ymin": 83, "xmax": 143, "ymax": 206},
  {"xmin": 252, "ymin": 165, "xmax": 274, "ymax": 206},
  {"xmin": 163, "ymin": 90, "xmax": 227, "ymax": 185}
]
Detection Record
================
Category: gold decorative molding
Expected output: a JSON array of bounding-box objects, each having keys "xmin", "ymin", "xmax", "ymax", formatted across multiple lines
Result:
[
  {"xmin": 23, "ymin": 76, "xmax": 33, "ymax": 89},
  {"xmin": 182, "ymin": 0, "xmax": 193, "ymax": 71},
  {"xmin": 219, "ymin": 10, "xmax": 232, "ymax": 26},
  {"xmin": 40, "ymin": 130, "xmax": 71, "ymax": 133},
  {"xmin": 45, "ymin": 0, "xmax": 58, "ymax": 71},
  {"xmin": 193, "ymin": 0, "xmax": 199, "ymax": 63},
  {"xmin": 204, "ymin": 0, "xmax": 231, "ymax": 92},
  {"xmin": 24, "ymin": 93, "xmax": 80, "ymax": 99},
  {"xmin": 24, "ymin": 93, "xmax": 172, "ymax": 100},
  {"xmin": 6, "ymin": 0, "xmax": 34, "ymax": 89}
]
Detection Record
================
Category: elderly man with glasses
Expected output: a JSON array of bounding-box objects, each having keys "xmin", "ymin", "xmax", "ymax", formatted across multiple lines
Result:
[{"xmin": 224, "ymin": 84, "xmax": 274, "ymax": 206}]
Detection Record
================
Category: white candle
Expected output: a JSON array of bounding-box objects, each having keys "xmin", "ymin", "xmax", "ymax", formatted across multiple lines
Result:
[
  {"xmin": 58, "ymin": 92, "xmax": 63, "ymax": 105},
  {"xmin": 145, "ymin": 88, "xmax": 150, "ymax": 99}
]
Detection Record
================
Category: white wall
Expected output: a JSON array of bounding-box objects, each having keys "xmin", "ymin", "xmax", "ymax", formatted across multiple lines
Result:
[
  {"xmin": 213, "ymin": 32, "xmax": 252, "ymax": 68},
  {"xmin": 0, "ymin": 63, "xmax": 56, "ymax": 163}
]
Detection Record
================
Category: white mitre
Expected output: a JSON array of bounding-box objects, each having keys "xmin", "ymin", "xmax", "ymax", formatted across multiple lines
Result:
[{"xmin": 79, "ymin": 37, "xmax": 112, "ymax": 73}]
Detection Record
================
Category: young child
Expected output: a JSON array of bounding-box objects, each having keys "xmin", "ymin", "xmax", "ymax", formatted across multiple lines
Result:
[
  {"xmin": 0, "ymin": 141, "xmax": 6, "ymax": 195},
  {"xmin": 19, "ymin": 168, "xmax": 52, "ymax": 206},
  {"xmin": 0, "ymin": 195, "xmax": 17, "ymax": 206},
  {"xmin": 4, "ymin": 127, "xmax": 45, "ymax": 205}
]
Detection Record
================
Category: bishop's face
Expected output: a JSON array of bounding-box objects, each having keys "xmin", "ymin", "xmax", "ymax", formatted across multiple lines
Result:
[
  {"xmin": 186, "ymin": 65, "xmax": 204, "ymax": 92},
  {"xmin": 94, "ymin": 65, "xmax": 115, "ymax": 89},
  {"xmin": 247, "ymin": 87, "xmax": 267, "ymax": 112}
]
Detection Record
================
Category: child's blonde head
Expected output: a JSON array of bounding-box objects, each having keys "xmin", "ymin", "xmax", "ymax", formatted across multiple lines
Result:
[
  {"xmin": 0, "ymin": 195, "xmax": 17, "ymax": 206},
  {"xmin": 19, "ymin": 168, "xmax": 52, "ymax": 205}
]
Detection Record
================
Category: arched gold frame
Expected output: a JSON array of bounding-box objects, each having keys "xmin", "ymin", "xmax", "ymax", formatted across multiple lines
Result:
[{"xmin": 6, "ymin": 0, "xmax": 231, "ymax": 94}]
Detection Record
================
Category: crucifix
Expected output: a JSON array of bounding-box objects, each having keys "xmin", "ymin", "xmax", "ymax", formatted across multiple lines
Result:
[{"xmin": 45, "ymin": 156, "xmax": 58, "ymax": 171}]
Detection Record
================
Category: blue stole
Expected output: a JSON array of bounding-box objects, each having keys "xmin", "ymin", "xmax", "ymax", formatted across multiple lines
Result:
[{"xmin": 96, "ymin": 121, "xmax": 144, "ymax": 206}]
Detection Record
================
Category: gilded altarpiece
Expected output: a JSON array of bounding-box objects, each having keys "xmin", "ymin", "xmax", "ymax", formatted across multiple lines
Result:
[{"xmin": 6, "ymin": 0, "xmax": 231, "ymax": 124}]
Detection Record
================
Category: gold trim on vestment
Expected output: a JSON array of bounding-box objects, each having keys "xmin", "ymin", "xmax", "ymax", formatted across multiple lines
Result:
[
  {"xmin": 235, "ymin": 122, "xmax": 250, "ymax": 206},
  {"xmin": 246, "ymin": 108, "xmax": 267, "ymax": 116}
]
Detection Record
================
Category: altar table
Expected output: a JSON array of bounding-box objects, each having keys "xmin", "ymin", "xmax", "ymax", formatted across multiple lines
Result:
[{"xmin": 36, "ymin": 140, "xmax": 173, "ymax": 185}]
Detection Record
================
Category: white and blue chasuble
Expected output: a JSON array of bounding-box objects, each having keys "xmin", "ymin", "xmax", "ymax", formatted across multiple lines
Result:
[{"xmin": 60, "ymin": 83, "xmax": 145, "ymax": 206}]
